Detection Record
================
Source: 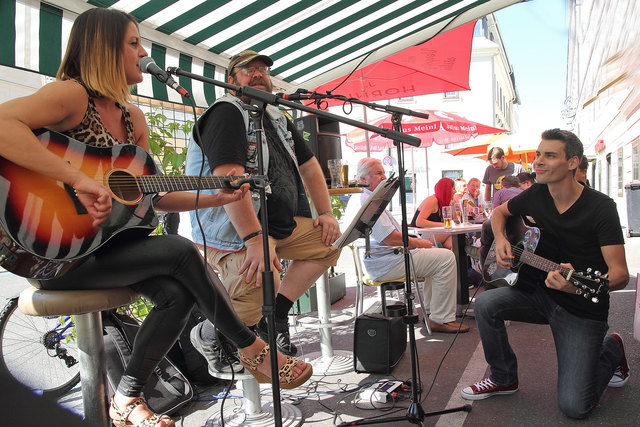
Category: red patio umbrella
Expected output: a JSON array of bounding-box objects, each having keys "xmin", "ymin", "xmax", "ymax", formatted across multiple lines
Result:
[
  {"xmin": 344, "ymin": 110, "xmax": 507, "ymax": 152},
  {"xmin": 312, "ymin": 21, "xmax": 476, "ymax": 106}
]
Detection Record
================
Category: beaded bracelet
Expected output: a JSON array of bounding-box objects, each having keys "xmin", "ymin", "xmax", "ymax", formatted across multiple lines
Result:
[
  {"xmin": 242, "ymin": 230, "xmax": 263, "ymax": 242},
  {"xmin": 318, "ymin": 211, "xmax": 333, "ymax": 216}
]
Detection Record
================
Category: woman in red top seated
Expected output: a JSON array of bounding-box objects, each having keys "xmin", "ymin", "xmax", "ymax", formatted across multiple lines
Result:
[{"xmin": 410, "ymin": 177, "xmax": 455, "ymax": 249}]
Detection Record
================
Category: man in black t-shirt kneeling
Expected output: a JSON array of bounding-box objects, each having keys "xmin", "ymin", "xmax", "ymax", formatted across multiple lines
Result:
[{"xmin": 461, "ymin": 129, "xmax": 630, "ymax": 419}]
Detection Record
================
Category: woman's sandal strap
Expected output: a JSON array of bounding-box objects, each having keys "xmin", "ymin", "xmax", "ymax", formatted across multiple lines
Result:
[
  {"xmin": 278, "ymin": 356, "xmax": 298, "ymax": 384},
  {"xmin": 112, "ymin": 396, "xmax": 171, "ymax": 427},
  {"xmin": 239, "ymin": 344, "xmax": 270, "ymax": 369},
  {"xmin": 139, "ymin": 413, "xmax": 171, "ymax": 427},
  {"xmin": 112, "ymin": 396, "xmax": 146, "ymax": 422}
]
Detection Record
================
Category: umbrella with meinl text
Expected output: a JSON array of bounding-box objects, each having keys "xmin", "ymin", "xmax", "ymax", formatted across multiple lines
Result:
[{"xmin": 344, "ymin": 110, "xmax": 507, "ymax": 152}]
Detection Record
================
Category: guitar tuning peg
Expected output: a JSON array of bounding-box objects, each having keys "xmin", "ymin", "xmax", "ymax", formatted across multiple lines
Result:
[
  {"xmin": 591, "ymin": 296, "xmax": 599, "ymax": 304},
  {"xmin": 594, "ymin": 271, "xmax": 601, "ymax": 277},
  {"xmin": 586, "ymin": 268, "xmax": 592, "ymax": 273}
]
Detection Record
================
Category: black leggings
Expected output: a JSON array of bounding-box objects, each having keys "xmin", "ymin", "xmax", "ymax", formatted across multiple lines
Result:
[{"xmin": 38, "ymin": 233, "xmax": 255, "ymax": 397}]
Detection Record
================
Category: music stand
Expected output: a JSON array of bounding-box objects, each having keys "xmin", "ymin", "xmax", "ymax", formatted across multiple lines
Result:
[{"xmin": 332, "ymin": 176, "xmax": 400, "ymax": 250}]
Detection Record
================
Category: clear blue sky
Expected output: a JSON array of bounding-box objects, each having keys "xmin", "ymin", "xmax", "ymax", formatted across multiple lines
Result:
[{"xmin": 496, "ymin": 0, "xmax": 569, "ymax": 137}]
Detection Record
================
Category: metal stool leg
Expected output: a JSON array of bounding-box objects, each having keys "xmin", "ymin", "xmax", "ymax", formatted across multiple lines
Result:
[
  {"xmin": 413, "ymin": 280, "xmax": 432, "ymax": 335},
  {"xmin": 355, "ymin": 277, "xmax": 363, "ymax": 317},
  {"xmin": 208, "ymin": 375, "xmax": 304, "ymax": 425},
  {"xmin": 74, "ymin": 312, "xmax": 109, "ymax": 427},
  {"xmin": 380, "ymin": 285, "xmax": 388, "ymax": 316}
]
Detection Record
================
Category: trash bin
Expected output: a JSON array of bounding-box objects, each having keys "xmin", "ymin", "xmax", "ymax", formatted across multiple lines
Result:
[{"xmin": 625, "ymin": 182, "xmax": 640, "ymax": 237}]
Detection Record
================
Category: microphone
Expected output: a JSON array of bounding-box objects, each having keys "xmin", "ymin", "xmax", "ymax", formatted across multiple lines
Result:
[
  {"xmin": 139, "ymin": 57, "xmax": 189, "ymax": 97},
  {"xmin": 276, "ymin": 89, "xmax": 319, "ymax": 101}
]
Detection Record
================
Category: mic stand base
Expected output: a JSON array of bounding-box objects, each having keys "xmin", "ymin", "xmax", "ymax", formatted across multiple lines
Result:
[
  {"xmin": 337, "ymin": 402, "xmax": 471, "ymax": 426},
  {"xmin": 209, "ymin": 401, "xmax": 304, "ymax": 427},
  {"xmin": 305, "ymin": 350, "xmax": 353, "ymax": 376},
  {"xmin": 339, "ymin": 111, "xmax": 470, "ymax": 427}
]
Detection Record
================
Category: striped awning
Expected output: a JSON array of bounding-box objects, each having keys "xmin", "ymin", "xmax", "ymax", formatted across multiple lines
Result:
[{"xmin": 2, "ymin": 0, "xmax": 520, "ymax": 107}]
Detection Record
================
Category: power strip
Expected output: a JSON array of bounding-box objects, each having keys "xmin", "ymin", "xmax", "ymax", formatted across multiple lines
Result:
[{"xmin": 358, "ymin": 380, "xmax": 403, "ymax": 403}]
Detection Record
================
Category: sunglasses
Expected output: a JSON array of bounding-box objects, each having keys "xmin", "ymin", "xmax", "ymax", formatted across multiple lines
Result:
[{"xmin": 236, "ymin": 66, "xmax": 271, "ymax": 76}]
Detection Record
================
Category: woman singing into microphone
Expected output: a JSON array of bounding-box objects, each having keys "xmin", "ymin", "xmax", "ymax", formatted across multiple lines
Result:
[{"xmin": 0, "ymin": 8, "xmax": 311, "ymax": 427}]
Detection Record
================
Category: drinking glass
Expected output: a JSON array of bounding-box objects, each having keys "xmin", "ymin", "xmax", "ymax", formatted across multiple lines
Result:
[
  {"xmin": 327, "ymin": 159, "xmax": 344, "ymax": 188},
  {"xmin": 442, "ymin": 206, "xmax": 453, "ymax": 229},
  {"xmin": 461, "ymin": 200, "xmax": 469, "ymax": 224},
  {"xmin": 482, "ymin": 200, "xmax": 493, "ymax": 217},
  {"xmin": 340, "ymin": 164, "xmax": 349, "ymax": 187}
]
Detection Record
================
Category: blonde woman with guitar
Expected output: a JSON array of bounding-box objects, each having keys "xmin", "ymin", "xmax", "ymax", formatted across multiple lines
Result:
[{"xmin": 0, "ymin": 8, "xmax": 310, "ymax": 427}]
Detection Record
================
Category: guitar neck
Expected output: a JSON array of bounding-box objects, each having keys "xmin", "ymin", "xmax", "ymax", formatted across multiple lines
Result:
[
  {"xmin": 137, "ymin": 175, "xmax": 244, "ymax": 193},
  {"xmin": 515, "ymin": 246, "xmax": 572, "ymax": 277}
]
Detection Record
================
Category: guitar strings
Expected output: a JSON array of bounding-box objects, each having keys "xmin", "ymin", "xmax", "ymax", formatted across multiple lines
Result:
[
  {"xmin": 508, "ymin": 245, "xmax": 565, "ymax": 273},
  {"xmin": 91, "ymin": 175, "xmax": 246, "ymax": 191}
]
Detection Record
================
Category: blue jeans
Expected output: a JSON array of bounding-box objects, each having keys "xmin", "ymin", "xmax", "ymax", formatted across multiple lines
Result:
[{"xmin": 474, "ymin": 286, "xmax": 622, "ymax": 419}]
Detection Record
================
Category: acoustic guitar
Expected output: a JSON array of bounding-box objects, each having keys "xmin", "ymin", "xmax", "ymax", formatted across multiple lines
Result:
[
  {"xmin": 0, "ymin": 129, "xmax": 265, "ymax": 280},
  {"xmin": 482, "ymin": 217, "xmax": 609, "ymax": 303}
]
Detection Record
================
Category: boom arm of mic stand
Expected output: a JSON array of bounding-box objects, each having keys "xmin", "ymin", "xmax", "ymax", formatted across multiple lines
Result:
[{"xmin": 167, "ymin": 67, "xmax": 421, "ymax": 147}]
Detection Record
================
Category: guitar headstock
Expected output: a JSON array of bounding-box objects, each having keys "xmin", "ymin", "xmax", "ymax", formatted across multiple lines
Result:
[{"xmin": 570, "ymin": 269, "xmax": 609, "ymax": 303}]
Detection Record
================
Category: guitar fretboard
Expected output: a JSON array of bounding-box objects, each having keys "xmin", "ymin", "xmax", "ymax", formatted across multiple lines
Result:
[
  {"xmin": 517, "ymin": 247, "xmax": 572, "ymax": 277},
  {"xmin": 137, "ymin": 175, "xmax": 243, "ymax": 193}
]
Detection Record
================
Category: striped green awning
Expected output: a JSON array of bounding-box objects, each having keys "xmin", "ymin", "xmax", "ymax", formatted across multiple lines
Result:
[{"xmin": 2, "ymin": 0, "xmax": 519, "ymax": 107}]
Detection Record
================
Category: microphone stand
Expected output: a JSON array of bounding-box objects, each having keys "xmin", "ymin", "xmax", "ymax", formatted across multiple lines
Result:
[
  {"xmin": 332, "ymin": 101, "xmax": 470, "ymax": 425},
  {"xmin": 166, "ymin": 68, "xmax": 421, "ymax": 425}
]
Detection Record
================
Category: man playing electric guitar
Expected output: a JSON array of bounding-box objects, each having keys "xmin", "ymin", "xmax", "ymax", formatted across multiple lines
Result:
[{"xmin": 461, "ymin": 129, "xmax": 630, "ymax": 419}]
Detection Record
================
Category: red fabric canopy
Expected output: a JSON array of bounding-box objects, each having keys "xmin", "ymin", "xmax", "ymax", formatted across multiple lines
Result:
[{"xmin": 313, "ymin": 21, "xmax": 476, "ymax": 105}]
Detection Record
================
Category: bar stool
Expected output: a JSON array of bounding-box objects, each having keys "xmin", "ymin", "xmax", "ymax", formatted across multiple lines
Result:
[
  {"xmin": 205, "ymin": 366, "xmax": 303, "ymax": 426},
  {"xmin": 18, "ymin": 285, "xmax": 139, "ymax": 427},
  {"xmin": 349, "ymin": 244, "xmax": 431, "ymax": 335}
]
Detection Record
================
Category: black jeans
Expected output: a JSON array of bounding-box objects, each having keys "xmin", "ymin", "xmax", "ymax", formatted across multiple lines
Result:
[{"xmin": 38, "ymin": 232, "xmax": 255, "ymax": 397}]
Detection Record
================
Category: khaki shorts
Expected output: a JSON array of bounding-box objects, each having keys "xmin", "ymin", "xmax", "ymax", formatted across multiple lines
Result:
[{"xmin": 201, "ymin": 216, "xmax": 341, "ymax": 326}]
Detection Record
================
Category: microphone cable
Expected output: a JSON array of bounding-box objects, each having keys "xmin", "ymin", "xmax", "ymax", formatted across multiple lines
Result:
[{"xmin": 164, "ymin": 72, "xmax": 241, "ymax": 427}]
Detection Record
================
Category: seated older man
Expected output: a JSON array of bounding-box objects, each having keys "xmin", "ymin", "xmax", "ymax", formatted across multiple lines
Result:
[{"xmin": 344, "ymin": 158, "xmax": 469, "ymax": 333}]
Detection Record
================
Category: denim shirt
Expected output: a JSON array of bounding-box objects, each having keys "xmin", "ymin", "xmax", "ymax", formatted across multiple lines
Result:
[{"xmin": 185, "ymin": 94, "xmax": 301, "ymax": 251}]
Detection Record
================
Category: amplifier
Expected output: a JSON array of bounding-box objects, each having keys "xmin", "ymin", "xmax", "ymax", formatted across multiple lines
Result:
[{"xmin": 353, "ymin": 312, "xmax": 406, "ymax": 374}]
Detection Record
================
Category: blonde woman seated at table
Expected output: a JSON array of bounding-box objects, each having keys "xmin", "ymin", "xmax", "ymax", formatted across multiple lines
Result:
[
  {"xmin": 452, "ymin": 178, "xmax": 467, "ymax": 204},
  {"xmin": 410, "ymin": 177, "xmax": 455, "ymax": 249}
]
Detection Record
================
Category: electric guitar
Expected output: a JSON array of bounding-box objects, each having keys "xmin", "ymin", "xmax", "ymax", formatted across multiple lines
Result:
[
  {"xmin": 482, "ymin": 217, "xmax": 609, "ymax": 303},
  {"xmin": 0, "ymin": 129, "xmax": 266, "ymax": 280}
]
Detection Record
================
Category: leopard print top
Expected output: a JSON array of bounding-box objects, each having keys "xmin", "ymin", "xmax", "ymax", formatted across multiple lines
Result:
[{"xmin": 64, "ymin": 97, "xmax": 136, "ymax": 147}]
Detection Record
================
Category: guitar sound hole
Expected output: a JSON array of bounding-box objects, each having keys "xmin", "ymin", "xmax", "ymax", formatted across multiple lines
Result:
[{"xmin": 107, "ymin": 170, "xmax": 141, "ymax": 203}]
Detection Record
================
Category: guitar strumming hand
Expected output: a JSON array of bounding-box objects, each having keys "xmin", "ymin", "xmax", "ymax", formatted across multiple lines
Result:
[{"xmin": 72, "ymin": 173, "xmax": 113, "ymax": 226}]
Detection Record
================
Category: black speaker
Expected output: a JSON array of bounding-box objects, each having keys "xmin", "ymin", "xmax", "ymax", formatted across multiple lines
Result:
[
  {"xmin": 294, "ymin": 114, "xmax": 341, "ymax": 181},
  {"xmin": 354, "ymin": 312, "xmax": 407, "ymax": 374}
]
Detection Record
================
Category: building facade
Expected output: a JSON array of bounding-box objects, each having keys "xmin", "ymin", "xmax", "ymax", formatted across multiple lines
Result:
[{"xmin": 565, "ymin": 0, "xmax": 640, "ymax": 232}]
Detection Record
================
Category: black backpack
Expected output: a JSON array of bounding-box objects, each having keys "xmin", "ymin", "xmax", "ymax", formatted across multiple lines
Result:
[{"xmin": 103, "ymin": 311, "xmax": 193, "ymax": 415}]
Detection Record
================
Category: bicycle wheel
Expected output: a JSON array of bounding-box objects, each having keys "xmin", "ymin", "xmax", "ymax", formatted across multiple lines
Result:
[{"xmin": 0, "ymin": 298, "xmax": 81, "ymax": 398}]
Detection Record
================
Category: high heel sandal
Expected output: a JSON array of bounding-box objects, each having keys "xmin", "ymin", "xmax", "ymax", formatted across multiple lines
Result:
[
  {"xmin": 239, "ymin": 344, "xmax": 313, "ymax": 389},
  {"xmin": 110, "ymin": 396, "xmax": 175, "ymax": 427}
]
